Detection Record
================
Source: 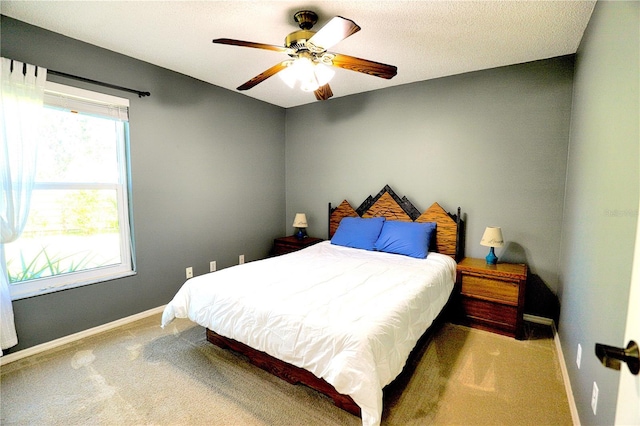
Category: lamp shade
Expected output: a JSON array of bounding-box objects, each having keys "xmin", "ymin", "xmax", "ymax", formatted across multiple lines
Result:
[
  {"xmin": 480, "ymin": 227, "xmax": 504, "ymax": 247},
  {"xmin": 293, "ymin": 213, "xmax": 308, "ymax": 228}
]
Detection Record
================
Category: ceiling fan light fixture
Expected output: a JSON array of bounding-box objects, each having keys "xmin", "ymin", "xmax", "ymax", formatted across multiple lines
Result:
[
  {"xmin": 278, "ymin": 58, "xmax": 334, "ymax": 93},
  {"xmin": 300, "ymin": 79, "xmax": 319, "ymax": 93},
  {"xmin": 279, "ymin": 62, "xmax": 297, "ymax": 88},
  {"xmin": 314, "ymin": 63, "xmax": 335, "ymax": 86}
]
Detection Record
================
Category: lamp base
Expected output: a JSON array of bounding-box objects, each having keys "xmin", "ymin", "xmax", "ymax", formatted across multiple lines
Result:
[
  {"xmin": 295, "ymin": 228, "xmax": 307, "ymax": 240},
  {"xmin": 485, "ymin": 247, "xmax": 498, "ymax": 265}
]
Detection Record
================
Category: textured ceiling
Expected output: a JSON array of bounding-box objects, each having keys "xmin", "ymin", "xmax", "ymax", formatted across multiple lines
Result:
[{"xmin": 1, "ymin": 1, "xmax": 595, "ymax": 108}]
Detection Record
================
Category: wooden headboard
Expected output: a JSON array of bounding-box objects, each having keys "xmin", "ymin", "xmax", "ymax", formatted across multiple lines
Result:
[{"xmin": 328, "ymin": 185, "xmax": 465, "ymax": 261}]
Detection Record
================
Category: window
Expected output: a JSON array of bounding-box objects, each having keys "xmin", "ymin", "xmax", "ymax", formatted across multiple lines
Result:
[{"xmin": 5, "ymin": 82, "xmax": 135, "ymax": 299}]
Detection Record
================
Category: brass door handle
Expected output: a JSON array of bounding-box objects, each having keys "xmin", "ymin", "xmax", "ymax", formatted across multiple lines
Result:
[{"xmin": 595, "ymin": 340, "xmax": 639, "ymax": 375}]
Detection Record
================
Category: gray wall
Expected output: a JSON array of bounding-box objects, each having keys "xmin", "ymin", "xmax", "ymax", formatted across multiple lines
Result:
[
  {"xmin": 285, "ymin": 56, "xmax": 574, "ymax": 321},
  {"xmin": 1, "ymin": 16, "xmax": 286, "ymax": 352},
  {"xmin": 5, "ymin": 7, "xmax": 639, "ymax": 422},
  {"xmin": 558, "ymin": 2, "xmax": 639, "ymax": 424}
]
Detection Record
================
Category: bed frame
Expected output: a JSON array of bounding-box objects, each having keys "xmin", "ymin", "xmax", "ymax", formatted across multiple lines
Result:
[{"xmin": 206, "ymin": 185, "xmax": 464, "ymax": 417}]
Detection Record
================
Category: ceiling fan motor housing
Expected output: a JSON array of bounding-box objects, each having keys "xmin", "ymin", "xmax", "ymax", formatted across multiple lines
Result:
[
  {"xmin": 285, "ymin": 10, "xmax": 321, "ymax": 52},
  {"xmin": 285, "ymin": 30, "xmax": 316, "ymax": 52}
]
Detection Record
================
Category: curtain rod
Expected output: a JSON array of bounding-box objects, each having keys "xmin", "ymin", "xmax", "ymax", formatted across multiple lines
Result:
[{"xmin": 48, "ymin": 69, "xmax": 151, "ymax": 98}]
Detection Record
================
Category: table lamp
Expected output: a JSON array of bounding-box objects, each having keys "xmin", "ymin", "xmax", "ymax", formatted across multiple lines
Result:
[
  {"xmin": 480, "ymin": 226, "xmax": 504, "ymax": 265},
  {"xmin": 293, "ymin": 213, "xmax": 308, "ymax": 239}
]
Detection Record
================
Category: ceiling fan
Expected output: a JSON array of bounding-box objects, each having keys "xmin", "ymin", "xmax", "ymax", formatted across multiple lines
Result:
[{"xmin": 213, "ymin": 10, "xmax": 398, "ymax": 101}]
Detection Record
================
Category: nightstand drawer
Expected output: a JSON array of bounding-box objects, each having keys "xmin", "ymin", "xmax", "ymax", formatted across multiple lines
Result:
[
  {"xmin": 461, "ymin": 297, "xmax": 518, "ymax": 327},
  {"xmin": 461, "ymin": 275, "xmax": 519, "ymax": 305},
  {"xmin": 455, "ymin": 258, "xmax": 527, "ymax": 339},
  {"xmin": 271, "ymin": 236, "xmax": 323, "ymax": 256}
]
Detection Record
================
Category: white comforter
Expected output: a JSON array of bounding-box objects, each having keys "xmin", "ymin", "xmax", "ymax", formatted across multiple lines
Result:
[{"xmin": 161, "ymin": 241, "xmax": 456, "ymax": 426}]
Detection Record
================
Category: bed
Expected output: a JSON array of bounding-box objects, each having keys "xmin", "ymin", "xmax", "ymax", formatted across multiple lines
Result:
[{"xmin": 161, "ymin": 185, "xmax": 464, "ymax": 426}]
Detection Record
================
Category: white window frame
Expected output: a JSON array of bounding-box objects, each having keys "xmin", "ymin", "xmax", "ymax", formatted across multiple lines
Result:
[{"xmin": 8, "ymin": 82, "xmax": 136, "ymax": 300}]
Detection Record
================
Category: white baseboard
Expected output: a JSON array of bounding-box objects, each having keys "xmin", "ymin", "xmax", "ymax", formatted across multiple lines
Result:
[
  {"xmin": 524, "ymin": 314, "xmax": 580, "ymax": 425},
  {"xmin": 543, "ymin": 318, "xmax": 581, "ymax": 426},
  {"xmin": 523, "ymin": 313, "xmax": 555, "ymax": 326},
  {"xmin": 0, "ymin": 305, "xmax": 165, "ymax": 366},
  {"xmin": 555, "ymin": 324, "xmax": 581, "ymax": 425}
]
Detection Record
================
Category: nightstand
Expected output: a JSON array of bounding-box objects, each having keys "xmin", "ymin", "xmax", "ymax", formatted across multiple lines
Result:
[
  {"xmin": 272, "ymin": 236, "xmax": 323, "ymax": 256},
  {"xmin": 456, "ymin": 257, "xmax": 527, "ymax": 339}
]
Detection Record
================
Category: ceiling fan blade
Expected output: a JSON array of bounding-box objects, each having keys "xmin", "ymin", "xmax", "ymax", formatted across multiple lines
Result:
[
  {"xmin": 213, "ymin": 38, "xmax": 294, "ymax": 55},
  {"xmin": 314, "ymin": 84, "xmax": 333, "ymax": 101},
  {"xmin": 330, "ymin": 53, "xmax": 398, "ymax": 80},
  {"xmin": 237, "ymin": 62, "xmax": 289, "ymax": 91},
  {"xmin": 308, "ymin": 17, "xmax": 360, "ymax": 51}
]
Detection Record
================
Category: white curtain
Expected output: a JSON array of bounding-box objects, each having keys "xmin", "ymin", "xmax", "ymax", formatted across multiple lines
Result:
[{"xmin": 0, "ymin": 58, "xmax": 47, "ymax": 352}]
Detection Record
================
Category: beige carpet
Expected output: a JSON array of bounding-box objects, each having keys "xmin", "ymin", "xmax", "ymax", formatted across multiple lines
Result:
[{"xmin": 1, "ymin": 314, "xmax": 572, "ymax": 425}]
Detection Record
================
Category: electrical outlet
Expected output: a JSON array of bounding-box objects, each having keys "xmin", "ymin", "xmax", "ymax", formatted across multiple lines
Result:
[
  {"xmin": 210, "ymin": 261, "xmax": 216, "ymax": 272},
  {"xmin": 185, "ymin": 267, "xmax": 193, "ymax": 279},
  {"xmin": 577, "ymin": 343, "xmax": 582, "ymax": 369},
  {"xmin": 591, "ymin": 381, "xmax": 599, "ymax": 415},
  {"xmin": 239, "ymin": 254, "xmax": 245, "ymax": 264}
]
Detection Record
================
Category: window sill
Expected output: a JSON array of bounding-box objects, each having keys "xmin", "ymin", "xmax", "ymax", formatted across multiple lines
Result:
[{"xmin": 10, "ymin": 270, "xmax": 137, "ymax": 301}]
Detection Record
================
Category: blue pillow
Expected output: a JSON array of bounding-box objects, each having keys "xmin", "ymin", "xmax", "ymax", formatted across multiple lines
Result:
[
  {"xmin": 331, "ymin": 217, "xmax": 386, "ymax": 251},
  {"xmin": 374, "ymin": 221, "xmax": 437, "ymax": 258}
]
